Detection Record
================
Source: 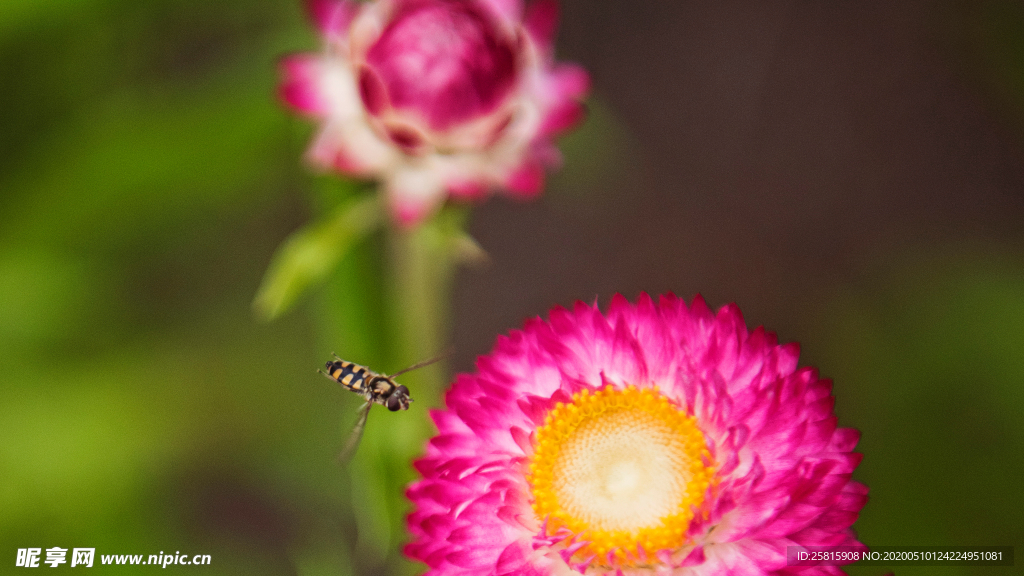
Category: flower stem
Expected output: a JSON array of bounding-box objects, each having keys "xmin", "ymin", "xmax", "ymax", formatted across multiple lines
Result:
[
  {"xmin": 385, "ymin": 219, "xmax": 454, "ymax": 400},
  {"xmin": 348, "ymin": 205, "xmax": 469, "ymax": 576}
]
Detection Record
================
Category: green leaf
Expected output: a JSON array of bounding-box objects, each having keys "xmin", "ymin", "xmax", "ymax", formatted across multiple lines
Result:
[{"xmin": 253, "ymin": 194, "xmax": 382, "ymax": 320}]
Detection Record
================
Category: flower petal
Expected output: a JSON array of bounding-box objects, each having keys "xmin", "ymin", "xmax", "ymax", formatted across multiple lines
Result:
[
  {"xmin": 306, "ymin": 0, "xmax": 358, "ymax": 39},
  {"xmin": 279, "ymin": 55, "xmax": 330, "ymax": 116}
]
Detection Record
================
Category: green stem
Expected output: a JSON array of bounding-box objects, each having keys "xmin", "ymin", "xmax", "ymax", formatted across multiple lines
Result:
[
  {"xmin": 347, "ymin": 204, "xmax": 469, "ymax": 576},
  {"xmin": 386, "ymin": 220, "xmax": 452, "ymax": 400}
]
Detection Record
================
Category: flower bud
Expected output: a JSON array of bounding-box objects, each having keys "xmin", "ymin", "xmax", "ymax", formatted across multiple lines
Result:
[{"xmin": 280, "ymin": 0, "xmax": 590, "ymax": 225}]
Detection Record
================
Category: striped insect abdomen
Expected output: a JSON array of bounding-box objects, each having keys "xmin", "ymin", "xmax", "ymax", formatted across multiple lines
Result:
[{"xmin": 326, "ymin": 360, "xmax": 371, "ymax": 392}]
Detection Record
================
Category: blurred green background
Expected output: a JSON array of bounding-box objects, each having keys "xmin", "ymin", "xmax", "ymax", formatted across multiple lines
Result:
[{"xmin": 2, "ymin": 0, "xmax": 1023, "ymax": 574}]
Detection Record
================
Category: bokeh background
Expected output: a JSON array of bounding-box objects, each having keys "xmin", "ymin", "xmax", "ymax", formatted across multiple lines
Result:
[{"xmin": 2, "ymin": 0, "xmax": 1022, "ymax": 574}]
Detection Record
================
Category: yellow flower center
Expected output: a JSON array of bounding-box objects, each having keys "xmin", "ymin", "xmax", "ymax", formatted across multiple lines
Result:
[{"xmin": 528, "ymin": 385, "xmax": 713, "ymax": 565}]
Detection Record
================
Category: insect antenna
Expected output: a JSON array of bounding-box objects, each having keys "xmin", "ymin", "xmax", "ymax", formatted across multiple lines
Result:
[{"xmin": 387, "ymin": 347, "xmax": 454, "ymax": 379}]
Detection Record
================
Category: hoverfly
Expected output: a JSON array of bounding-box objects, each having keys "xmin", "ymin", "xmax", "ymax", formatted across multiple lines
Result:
[{"xmin": 320, "ymin": 351, "xmax": 449, "ymax": 463}]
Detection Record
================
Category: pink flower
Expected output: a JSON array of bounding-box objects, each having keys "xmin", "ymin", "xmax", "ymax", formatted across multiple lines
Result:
[
  {"xmin": 280, "ymin": 0, "xmax": 589, "ymax": 225},
  {"xmin": 406, "ymin": 294, "xmax": 867, "ymax": 576}
]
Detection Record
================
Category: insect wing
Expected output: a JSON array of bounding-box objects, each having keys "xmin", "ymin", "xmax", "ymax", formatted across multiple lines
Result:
[{"xmin": 337, "ymin": 401, "xmax": 372, "ymax": 464}]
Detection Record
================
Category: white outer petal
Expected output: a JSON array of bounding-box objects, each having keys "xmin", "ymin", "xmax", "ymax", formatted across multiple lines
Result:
[
  {"xmin": 385, "ymin": 160, "xmax": 448, "ymax": 222},
  {"xmin": 312, "ymin": 56, "xmax": 397, "ymax": 172}
]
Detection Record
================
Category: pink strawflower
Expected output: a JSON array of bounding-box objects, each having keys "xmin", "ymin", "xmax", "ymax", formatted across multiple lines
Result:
[
  {"xmin": 280, "ymin": 0, "xmax": 589, "ymax": 225},
  {"xmin": 406, "ymin": 294, "xmax": 867, "ymax": 576}
]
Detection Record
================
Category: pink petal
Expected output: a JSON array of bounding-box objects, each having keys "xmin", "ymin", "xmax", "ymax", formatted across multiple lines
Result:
[
  {"xmin": 278, "ymin": 54, "xmax": 329, "ymax": 116},
  {"xmin": 523, "ymin": 0, "xmax": 558, "ymax": 49},
  {"xmin": 447, "ymin": 179, "xmax": 489, "ymax": 200},
  {"xmin": 539, "ymin": 100, "xmax": 586, "ymax": 137},
  {"xmin": 495, "ymin": 540, "xmax": 532, "ymax": 574},
  {"xmin": 306, "ymin": 0, "xmax": 358, "ymax": 39},
  {"xmin": 504, "ymin": 161, "xmax": 545, "ymax": 197},
  {"xmin": 366, "ymin": 0, "xmax": 518, "ymax": 131},
  {"xmin": 446, "ymin": 547, "xmax": 500, "ymax": 569},
  {"xmin": 828, "ymin": 427, "xmax": 860, "ymax": 452}
]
